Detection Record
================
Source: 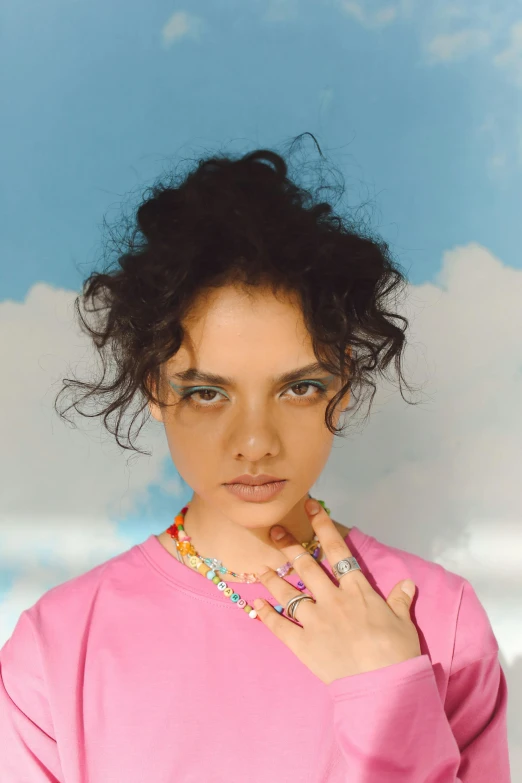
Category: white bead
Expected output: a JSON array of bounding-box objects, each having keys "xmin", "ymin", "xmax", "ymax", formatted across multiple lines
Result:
[{"xmin": 249, "ymin": 609, "xmax": 258, "ymax": 619}]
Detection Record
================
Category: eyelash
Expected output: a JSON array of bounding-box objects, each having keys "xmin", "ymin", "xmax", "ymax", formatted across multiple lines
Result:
[{"xmin": 177, "ymin": 381, "xmax": 329, "ymax": 410}]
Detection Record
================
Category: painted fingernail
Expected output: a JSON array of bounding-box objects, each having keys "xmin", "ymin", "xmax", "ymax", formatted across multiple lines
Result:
[{"xmin": 270, "ymin": 526, "xmax": 286, "ymax": 540}]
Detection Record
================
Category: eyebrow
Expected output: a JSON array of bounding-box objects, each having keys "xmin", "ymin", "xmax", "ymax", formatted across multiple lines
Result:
[{"xmin": 168, "ymin": 362, "xmax": 333, "ymax": 387}]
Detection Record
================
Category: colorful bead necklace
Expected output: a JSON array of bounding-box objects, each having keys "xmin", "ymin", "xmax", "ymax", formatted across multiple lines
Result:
[{"xmin": 166, "ymin": 497, "xmax": 331, "ymax": 620}]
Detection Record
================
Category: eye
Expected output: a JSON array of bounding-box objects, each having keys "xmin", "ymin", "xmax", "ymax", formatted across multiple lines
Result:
[
  {"xmin": 176, "ymin": 381, "xmax": 329, "ymax": 409},
  {"xmin": 284, "ymin": 382, "xmax": 328, "ymax": 401}
]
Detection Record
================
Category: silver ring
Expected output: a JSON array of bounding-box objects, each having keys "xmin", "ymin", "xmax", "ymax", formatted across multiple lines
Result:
[
  {"xmin": 291, "ymin": 551, "xmax": 313, "ymax": 566},
  {"xmin": 332, "ymin": 556, "xmax": 361, "ymax": 580},
  {"xmin": 285, "ymin": 593, "xmax": 316, "ymax": 621}
]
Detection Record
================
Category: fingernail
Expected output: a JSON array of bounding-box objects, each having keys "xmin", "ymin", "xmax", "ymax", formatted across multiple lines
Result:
[
  {"xmin": 253, "ymin": 599, "xmax": 264, "ymax": 610},
  {"xmin": 401, "ymin": 581, "xmax": 416, "ymax": 599},
  {"xmin": 270, "ymin": 526, "xmax": 286, "ymax": 540},
  {"xmin": 306, "ymin": 499, "xmax": 321, "ymax": 515}
]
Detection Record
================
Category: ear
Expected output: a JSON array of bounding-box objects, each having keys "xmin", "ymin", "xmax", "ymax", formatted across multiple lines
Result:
[{"xmin": 148, "ymin": 400, "xmax": 163, "ymax": 422}]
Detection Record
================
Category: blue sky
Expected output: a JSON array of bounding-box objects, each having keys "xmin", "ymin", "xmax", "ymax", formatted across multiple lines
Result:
[
  {"xmin": 2, "ymin": 0, "xmax": 521, "ymax": 300},
  {"xmin": 1, "ymin": 1, "xmax": 522, "ymax": 675}
]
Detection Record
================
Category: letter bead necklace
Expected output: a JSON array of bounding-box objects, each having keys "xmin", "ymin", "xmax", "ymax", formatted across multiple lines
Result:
[{"xmin": 166, "ymin": 497, "xmax": 331, "ymax": 619}]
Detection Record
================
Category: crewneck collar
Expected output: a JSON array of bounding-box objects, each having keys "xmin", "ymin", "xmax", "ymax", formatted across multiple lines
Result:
[{"xmin": 138, "ymin": 526, "xmax": 374, "ymax": 607}]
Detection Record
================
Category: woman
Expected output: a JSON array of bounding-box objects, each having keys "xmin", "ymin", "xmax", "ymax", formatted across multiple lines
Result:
[{"xmin": 0, "ymin": 135, "xmax": 510, "ymax": 781}]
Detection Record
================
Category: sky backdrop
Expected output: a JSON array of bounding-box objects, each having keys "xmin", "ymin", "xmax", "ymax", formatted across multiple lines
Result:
[{"xmin": 1, "ymin": 0, "xmax": 521, "ymax": 769}]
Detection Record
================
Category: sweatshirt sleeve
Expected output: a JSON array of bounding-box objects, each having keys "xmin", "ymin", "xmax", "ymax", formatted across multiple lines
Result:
[
  {"xmin": 326, "ymin": 578, "xmax": 511, "ymax": 782},
  {"xmin": 0, "ymin": 609, "xmax": 64, "ymax": 782},
  {"xmin": 327, "ymin": 652, "xmax": 510, "ymax": 782}
]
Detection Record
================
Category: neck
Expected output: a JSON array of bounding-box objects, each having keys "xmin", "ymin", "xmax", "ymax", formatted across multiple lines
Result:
[{"xmin": 177, "ymin": 491, "xmax": 320, "ymax": 581}]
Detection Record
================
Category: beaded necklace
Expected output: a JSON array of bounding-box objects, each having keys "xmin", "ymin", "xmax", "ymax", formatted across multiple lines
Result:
[{"xmin": 166, "ymin": 497, "xmax": 331, "ymax": 620}]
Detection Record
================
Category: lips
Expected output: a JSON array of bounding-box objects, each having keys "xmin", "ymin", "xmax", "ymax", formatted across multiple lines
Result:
[
  {"xmin": 225, "ymin": 479, "xmax": 287, "ymax": 502},
  {"xmin": 225, "ymin": 474, "xmax": 284, "ymax": 486}
]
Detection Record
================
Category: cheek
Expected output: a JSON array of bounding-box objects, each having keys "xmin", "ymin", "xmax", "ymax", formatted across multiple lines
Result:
[
  {"xmin": 163, "ymin": 423, "xmax": 203, "ymax": 468},
  {"xmin": 310, "ymin": 430, "xmax": 335, "ymax": 465},
  {"xmin": 164, "ymin": 428, "xmax": 215, "ymax": 490},
  {"xmin": 289, "ymin": 415, "xmax": 334, "ymax": 464}
]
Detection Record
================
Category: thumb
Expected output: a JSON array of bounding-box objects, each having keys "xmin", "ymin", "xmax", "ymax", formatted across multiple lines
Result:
[{"xmin": 387, "ymin": 580, "xmax": 416, "ymax": 619}]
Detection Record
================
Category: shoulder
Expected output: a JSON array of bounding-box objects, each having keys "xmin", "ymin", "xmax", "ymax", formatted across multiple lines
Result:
[{"xmin": 9, "ymin": 541, "xmax": 142, "ymax": 649}]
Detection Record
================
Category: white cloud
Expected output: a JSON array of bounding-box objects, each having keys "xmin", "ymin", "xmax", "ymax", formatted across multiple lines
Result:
[
  {"xmin": 476, "ymin": 110, "xmax": 521, "ymax": 183},
  {"xmin": 264, "ymin": 0, "xmax": 299, "ymax": 23},
  {"xmin": 161, "ymin": 11, "xmax": 204, "ymax": 47},
  {"xmin": 486, "ymin": 152, "xmax": 508, "ymax": 179},
  {"xmin": 1, "ymin": 247, "xmax": 522, "ymax": 669},
  {"xmin": 340, "ymin": 0, "xmax": 398, "ymax": 29},
  {"xmin": 435, "ymin": 4, "xmax": 469, "ymax": 21},
  {"xmin": 316, "ymin": 242, "xmax": 522, "ymax": 664},
  {"xmin": 335, "ymin": 0, "xmax": 522, "ymax": 104},
  {"xmin": 318, "ymin": 86, "xmax": 334, "ymax": 116},
  {"xmin": 493, "ymin": 20, "xmax": 522, "ymax": 87},
  {"xmin": 0, "ymin": 284, "xmax": 171, "ymax": 645},
  {"xmin": 426, "ymin": 27, "xmax": 491, "ymax": 63}
]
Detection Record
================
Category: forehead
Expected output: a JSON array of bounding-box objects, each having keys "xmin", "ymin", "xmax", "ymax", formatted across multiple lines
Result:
[
  {"xmin": 187, "ymin": 282, "xmax": 302, "ymax": 321},
  {"xmin": 164, "ymin": 284, "xmax": 318, "ymax": 380},
  {"xmin": 182, "ymin": 285, "xmax": 309, "ymax": 346}
]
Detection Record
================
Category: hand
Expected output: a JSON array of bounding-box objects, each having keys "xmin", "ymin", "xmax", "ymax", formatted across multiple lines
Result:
[{"xmin": 254, "ymin": 499, "xmax": 422, "ymax": 685}]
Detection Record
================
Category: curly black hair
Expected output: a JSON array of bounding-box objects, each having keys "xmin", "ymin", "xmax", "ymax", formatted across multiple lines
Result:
[{"xmin": 55, "ymin": 133, "xmax": 423, "ymax": 456}]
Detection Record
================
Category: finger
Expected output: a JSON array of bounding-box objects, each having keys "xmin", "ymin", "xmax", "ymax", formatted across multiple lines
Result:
[
  {"xmin": 257, "ymin": 566, "xmax": 316, "ymax": 624},
  {"xmin": 306, "ymin": 498, "xmax": 370, "ymax": 592},
  {"xmin": 252, "ymin": 597, "xmax": 303, "ymax": 644},
  {"xmin": 269, "ymin": 524, "xmax": 334, "ymax": 601}
]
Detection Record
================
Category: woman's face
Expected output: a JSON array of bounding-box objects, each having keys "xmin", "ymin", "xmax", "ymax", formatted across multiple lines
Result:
[{"xmin": 149, "ymin": 283, "xmax": 349, "ymax": 530}]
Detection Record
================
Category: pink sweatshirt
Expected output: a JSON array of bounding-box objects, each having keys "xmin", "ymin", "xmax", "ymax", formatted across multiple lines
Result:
[{"xmin": 0, "ymin": 525, "xmax": 511, "ymax": 782}]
